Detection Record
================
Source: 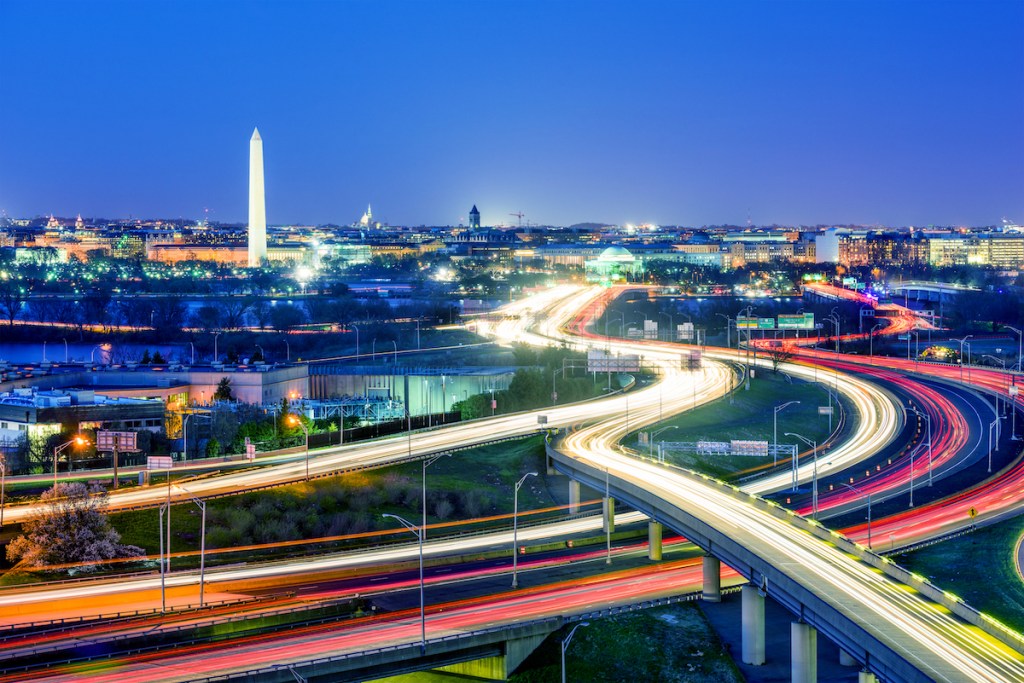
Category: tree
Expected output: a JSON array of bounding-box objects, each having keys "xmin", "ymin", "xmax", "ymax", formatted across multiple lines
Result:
[
  {"xmin": 6, "ymin": 483, "xmax": 143, "ymax": 571},
  {"xmin": 140, "ymin": 349, "xmax": 152, "ymax": 365},
  {"xmin": 766, "ymin": 344, "xmax": 796, "ymax": 373},
  {"xmin": 0, "ymin": 279, "xmax": 27, "ymax": 326},
  {"xmin": 151, "ymin": 350, "xmax": 166, "ymax": 364},
  {"xmin": 269, "ymin": 303, "xmax": 306, "ymax": 332},
  {"xmin": 213, "ymin": 377, "xmax": 233, "ymax": 401}
]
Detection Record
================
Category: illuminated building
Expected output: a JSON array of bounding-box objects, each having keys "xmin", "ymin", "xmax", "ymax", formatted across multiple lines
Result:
[
  {"xmin": 359, "ymin": 204, "xmax": 373, "ymax": 227},
  {"xmin": 469, "ymin": 204, "xmax": 481, "ymax": 229},
  {"xmin": 248, "ymin": 127, "xmax": 267, "ymax": 266},
  {"xmin": 585, "ymin": 246, "xmax": 644, "ymax": 281}
]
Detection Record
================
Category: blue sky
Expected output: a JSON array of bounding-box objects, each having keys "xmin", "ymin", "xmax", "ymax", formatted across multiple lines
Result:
[{"xmin": 1, "ymin": 0, "xmax": 1021, "ymax": 227}]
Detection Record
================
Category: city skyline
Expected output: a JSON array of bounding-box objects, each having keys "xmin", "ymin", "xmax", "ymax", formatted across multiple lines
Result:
[{"xmin": 2, "ymin": 1, "xmax": 1022, "ymax": 227}]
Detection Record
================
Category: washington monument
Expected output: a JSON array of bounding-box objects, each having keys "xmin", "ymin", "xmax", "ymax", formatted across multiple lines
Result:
[{"xmin": 248, "ymin": 127, "xmax": 267, "ymax": 266}]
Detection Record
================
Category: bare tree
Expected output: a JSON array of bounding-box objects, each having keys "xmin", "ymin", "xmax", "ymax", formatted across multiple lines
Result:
[
  {"xmin": 766, "ymin": 343, "xmax": 795, "ymax": 373},
  {"xmin": 0, "ymin": 279, "xmax": 27, "ymax": 325}
]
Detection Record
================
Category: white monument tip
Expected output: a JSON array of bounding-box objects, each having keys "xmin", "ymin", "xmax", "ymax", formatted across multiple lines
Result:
[{"xmin": 251, "ymin": 127, "xmax": 261, "ymax": 141}]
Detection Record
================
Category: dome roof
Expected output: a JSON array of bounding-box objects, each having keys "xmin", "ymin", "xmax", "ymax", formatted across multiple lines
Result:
[{"xmin": 598, "ymin": 246, "xmax": 634, "ymax": 261}]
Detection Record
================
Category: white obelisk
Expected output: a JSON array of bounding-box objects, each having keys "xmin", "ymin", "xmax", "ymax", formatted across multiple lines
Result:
[{"xmin": 248, "ymin": 127, "xmax": 267, "ymax": 267}]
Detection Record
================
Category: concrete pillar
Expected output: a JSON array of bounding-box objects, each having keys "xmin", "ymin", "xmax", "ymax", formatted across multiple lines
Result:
[
  {"xmin": 791, "ymin": 621, "xmax": 818, "ymax": 683},
  {"xmin": 740, "ymin": 584, "xmax": 765, "ymax": 665},
  {"xmin": 602, "ymin": 497, "xmax": 615, "ymax": 534},
  {"xmin": 648, "ymin": 521, "xmax": 663, "ymax": 561},
  {"xmin": 839, "ymin": 649, "xmax": 857, "ymax": 667},
  {"xmin": 568, "ymin": 480, "xmax": 581, "ymax": 514},
  {"xmin": 546, "ymin": 453, "xmax": 556, "ymax": 476},
  {"xmin": 858, "ymin": 669, "xmax": 878, "ymax": 683},
  {"xmin": 701, "ymin": 555, "xmax": 721, "ymax": 602}
]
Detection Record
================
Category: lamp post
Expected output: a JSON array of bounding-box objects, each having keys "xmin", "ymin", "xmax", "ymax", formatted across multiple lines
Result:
[
  {"xmin": 773, "ymin": 401, "xmax": 800, "ymax": 466},
  {"xmin": 90, "ymin": 345, "xmax": 104, "ymax": 364},
  {"xmin": 785, "ymin": 432, "xmax": 818, "ymax": 518},
  {"xmin": 982, "ymin": 355, "xmax": 1008, "ymax": 420},
  {"xmin": 175, "ymin": 483, "xmax": 207, "ymax": 606},
  {"xmin": 422, "ymin": 453, "xmax": 450, "ymax": 544},
  {"xmin": 62, "ymin": 338, "xmax": 68, "ymax": 363},
  {"xmin": 512, "ymin": 471, "xmax": 538, "ymax": 588},
  {"xmin": 254, "ymin": 343, "xmax": 264, "ymax": 363},
  {"xmin": 952, "ymin": 335, "xmax": 973, "ymax": 380},
  {"xmin": 53, "ymin": 436, "xmax": 88, "ymax": 488},
  {"xmin": 213, "ymin": 331, "xmax": 221, "ymax": 363},
  {"xmin": 829, "ymin": 307, "xmax": 841, "ymax": 354},
  {"xmin": 658, "ymin": 311, "xmax": 673, "ymax": 341},
  {"xmin": 182, "ymin": 412, "xmax": 211, "ymax": 462},
  {"xmin": 650, "ymin": 425, "xmax": 679, "ymax": 462},
  {"xmin": 869, "ymin": 323, "xmax": 883, "ymax": 363},
  {"xmin": 1004, "ymin": 326, "xmax": 1022, "ymax": 383},
  {"xmin": 283, "ymin": 338, "xmax": 290, "ymax": 362},
  {"xmin": 561, "ymin": 622, "xmax": 590, "ymax": 683},
  {"xmin": 189, "ymin": 341, "xmax": 195, "ymax": 365},
  {"xmin": 0, "ymin": 454, "xmax": 6, "ymax": 528},
  {"xmin": 715, "ymin": 313, "xmax": 732, "ymax": 348},
  {"xmin": 287, "ymin": 416, "xmax": 309, "ymax": 481},
  {"xmin": 906, "ymin": 406, "xmax": 933, "ymax": 486},
  {"xmin": 837, "ymin": 482, "xmax": 872, "ymax": 549},
  {"xmin": 382, "ymin": 513, "xmax": 426, "ymax": 653},
  {"xmin": 552, "ymin": 367, "xmax": 566, "ymax": 405},
  {"xmin": 350, "ymin": 324, "xmax": 360, "ymax": 360}
]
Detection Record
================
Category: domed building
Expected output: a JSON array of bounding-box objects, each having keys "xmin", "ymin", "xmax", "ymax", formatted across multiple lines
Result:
[{"xmin": 585, "ymin": 245, "xmax": 644, "ymax": 282}]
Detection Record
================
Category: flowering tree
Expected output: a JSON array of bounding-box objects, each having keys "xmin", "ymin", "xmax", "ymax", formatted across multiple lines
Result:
[{"xmin": 6, "ymin": 483, "xmax": 143, "ymax": 571}]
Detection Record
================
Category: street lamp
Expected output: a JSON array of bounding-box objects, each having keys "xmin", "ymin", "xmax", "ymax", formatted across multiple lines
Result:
[
  {"xmin": 552, "ymin": 367, "xmax": 566, "ymax": 405},
  {"xmin": 283, "ymin": 338, "xmax": 290, "ymax": 362},
  {"xmin": 868, "ymin": 323, "xmax": 883, "ymax": 363},
  {"xmin": 1004, "ymin": 326, "xmax": 1023, "ymax": 383},
  {"xmin": 658, "ymin": 311, "xmax": 673, "ymax": 341},
  {"xmin": 650, "ymin": 425, "xmax": 679, "ymax": 462},
  {"xmin": 422, "ymin": 453, "xmax": 450, "ymax": 544},
  {"xmin": 0, "ymin": 454, "xmax": 6, "ymax": 528},
  {"xmin": 952, "ymin": 335, "xmax": 973, "ymax": 380},
  {"xmin": 837, "ymin": 482, "xmax": 872, "ymax": 549},
  {"xmin": 189, "ymin": 341, "xmax": 195, "ymax": 365},
  {"xmin": 175, "ymin": 483, "xmax": 207, "ymax": 606},
  {"xmin": 182, "ymin": 412, "xmax": 212, "ymax": 462},
  {"xmin": 53, "ymin": 436, "xmax": 88, "ymax": 487},
  {"xmin": 382, "ymin": 513, "xmax": 427, "ymax": 653},
  {"xmin": 287, "ymin": 416, "xmax": 309, "ymax": 480},
  {"xmin": 715, "ymin": 313, "xmax": 733, "ymax": 348},
  {"xmin": 213, "ymin": 331, "xmax": 221, "ymax": 363},
  {"xmin": 982, "ymin": 355, "xmax": 1008, "ymax": 420},
  {"xmin": 254, "ymin": 343, "xmax": 265, "ymax": 363},
  {"xmin": 785, "ymin": 432, "xmax": 818, "ymax": 518},
  {"xmin": 561, "ymin": 622, "xmax": 590, "ymax": 683},
  {"xmin": 829, "ymin": 307, "xmax": 841, "ymax": 354},
  {"xmin": 905, "ymin": 405, "xmax": 933, "ymax": 486},
  {"xmin": 350, "ymin": 323, "xmax": 360, "ymax": 361},
  {"xmin": 773, "ymin": 401, "xmax": 800, "ymax": 466},
  {"xmin": 512, "ymin": 471, "xmax": 538, "ymax": 588}
]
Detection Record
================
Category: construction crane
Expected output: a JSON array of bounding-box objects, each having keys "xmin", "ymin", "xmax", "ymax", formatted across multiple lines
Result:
[{"xmin": 509, "ymin": 211, "xmax": 524, "ymax": 228}]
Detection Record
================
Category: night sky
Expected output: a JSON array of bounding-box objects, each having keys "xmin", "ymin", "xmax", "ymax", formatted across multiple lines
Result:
[{"xmin": 1, "ymin": 0, "xmax": 1022, "ymax": 227}]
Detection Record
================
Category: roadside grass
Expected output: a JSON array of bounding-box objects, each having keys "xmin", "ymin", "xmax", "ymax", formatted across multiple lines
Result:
[
  {"xmin": 897, "ymin": 516, "xmax": 1024, "ymax": 633},
  {"xmin": 627, "ymin": 372, "xmax": 843, "ymax": 480},
  {"xmin": 372, "ymin": 603, "xmax": 743, "ymax": 683},
  {"xmin": 109, "ymin": 435, "xmax": 553, "ymax": 564}
]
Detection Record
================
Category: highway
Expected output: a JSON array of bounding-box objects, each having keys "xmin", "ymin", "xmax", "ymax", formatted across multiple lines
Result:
[{"xmin": 2, "ymin": 284, "xmax": 1020, "ymax": 682}]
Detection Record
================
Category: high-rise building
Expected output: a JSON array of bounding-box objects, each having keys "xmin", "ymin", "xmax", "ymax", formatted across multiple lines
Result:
[
  {"xmin": 248, "ymin": 128, "xmax": 267, "ymax": 267},
  {"xmin": 469, "ymin": 204, "xmax": 481, "ymax": 229}
]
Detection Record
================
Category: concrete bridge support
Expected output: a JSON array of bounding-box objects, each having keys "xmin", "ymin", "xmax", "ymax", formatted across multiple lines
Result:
[
  {"xmin": 437, "ymin": 630, "xmax": 553, "ymax": 681},
  {"xmin": 858, "ymin": 669, "xmax": 878, "ymax": 683},
  {"xmin": 741, "ymin": 584, "xmax": 765, "ymax": 665},
  {"xmin": 647, "ymin": 521, "xmax": 663, "ymax": 561},
  {"xmin": 568, "ymin": 480, "xmax": 581, "ymax": 514},
  {"xmin": 701, "ymin": 555, "xmax": 721, "ymax": 602},
  {"xmin": 603, "ymin": 497, "xmax": 615, "ymax": 534},
  {"xmin": 791, "ymin": 620, "xmax": 818, "ymax": 683}
]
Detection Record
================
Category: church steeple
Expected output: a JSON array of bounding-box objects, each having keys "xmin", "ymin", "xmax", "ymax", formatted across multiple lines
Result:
[{"xmin": 469, "ymin": 204, "xmax": 480, "ymax": 229}]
